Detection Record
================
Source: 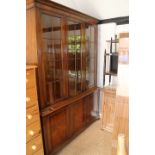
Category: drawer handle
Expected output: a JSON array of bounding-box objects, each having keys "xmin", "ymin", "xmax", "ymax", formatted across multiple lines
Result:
[
  {"xmin": 29, "ymin": 130, "xmax": 34, "ymax": 136},
  {"xmin": 32, "ymin": 145, "xmax": 37, "ymax": 150},
  {"xmin": 26, "ymin": 78, "xmax": 29, "ymax": 83},
  {"xmin": 27, "ymin": 114, "xmax": 32, "ymax": 120},
  {"xmin": 26, "ymin": 97, "xmax": 31, "ymax": 102}
]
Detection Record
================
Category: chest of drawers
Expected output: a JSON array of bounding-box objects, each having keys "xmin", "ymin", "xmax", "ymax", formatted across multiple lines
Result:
[{"xmin": 26, "ymin": 65, "xmax": 44, "ymax": 155}]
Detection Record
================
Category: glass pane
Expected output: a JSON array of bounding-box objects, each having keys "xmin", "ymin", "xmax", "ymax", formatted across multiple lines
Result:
[
  {"xmin": 67, "ymin": 20, "xmax": 82, "ymax": 96},
  {"xmin": 42, "ymin": 14, "xmax": 64, "ymax": 103},
  {"xmin": 90, "ymin": 26, "xmax": 95, "ymax": 42},
  {"xmin": 89, "ymin": 43, "xmax": 95, "ymax": 59},
  {"xmin": 76, "ymin": 70, "xmax": 82, "ymax": 92},
  {"xmin": 42, "ymin": 14, "xmax": 61, "ymax": 40},
  {"xmin": 86, "ymin": 58, "xmax": 95, "ymax": 87},
  {"xmin": 86, "ymin": 24, "xmax": 94, "ymax": 42},
  {"xmin": 85, "ymin": 24, "xmax": 95, "ymax": 88}
]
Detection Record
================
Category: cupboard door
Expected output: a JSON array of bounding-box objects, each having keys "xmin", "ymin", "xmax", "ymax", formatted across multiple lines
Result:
[
  {"xmin": 70, "ymin": 100, "xmax": 84, "ymax": 136},
  {"xmin": 84, "ymin": 94, "xmax": 94, "ymax": 125},
  {"xmin": 41, "ymin": 13, "xmax": 66, "ymax": 106},
  {"xmin": 42, "ymin": 107, "xmax": 69, "ymax": 154},
  {"xmin": 84, "ymin": 93, "xmax": 98, "ymax": 125},
  {"xmin": 50, "ymin": 109, "xmax": 68, "ymax": 150}
]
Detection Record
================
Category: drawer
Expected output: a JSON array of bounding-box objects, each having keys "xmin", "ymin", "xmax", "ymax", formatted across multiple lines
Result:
[
  {"xmin": 26, "ymin": 87, "xmax": 38, "ymax": 108},
  {"xmin": 104, "ymin": 89, "xmax": 116, "ymax": 94},
  {"xmin": 104, "ymin": 90, "xmax": 116, "ymax": 97},
  {"xmin": 26, "ymin": 135, "xmax": 43, "ymax": 155},
  {"xmin": 33, "ymin": 148, "xmax": 44, "ymax": 155},
  {"xmin": 26, "ymin": 69, "xmax": 36, "ymax": 89},
  {"xmin": 26, "ymin": 105, "xmax": 40, "ymax": 126},
  {"xmin": 104, "ymin": 93, "xmax": 116, "ymax": 98},
  {"xmin": 26, "ymin": 121, "xmax": 41, "ymax": 143}
]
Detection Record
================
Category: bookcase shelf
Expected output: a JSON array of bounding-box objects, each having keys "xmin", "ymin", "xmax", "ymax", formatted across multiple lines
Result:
[
  {"xmin": 106, "ymin": 39, "xmax": 119, "ymax": 43},
  {"xmin": 103, "ymin": 36, "xmax": 119, "ymax": 85},
  {"xmin": 104, "ymin": 72, "xmax": 117, "ymax": 76}
]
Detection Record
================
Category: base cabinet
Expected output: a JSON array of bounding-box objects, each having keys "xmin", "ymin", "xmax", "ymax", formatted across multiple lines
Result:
[{"xmin": 42, "ymin": 93, "xmax": 99, "ymax": 155}]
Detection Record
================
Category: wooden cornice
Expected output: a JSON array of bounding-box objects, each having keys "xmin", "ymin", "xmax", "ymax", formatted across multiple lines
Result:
[{"xmin": 26, "ymin": 0, "xmax": 99, "ymax": 24}]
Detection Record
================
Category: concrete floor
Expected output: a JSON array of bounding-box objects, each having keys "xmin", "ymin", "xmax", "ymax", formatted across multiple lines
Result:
[{"xmin": 57, "ymin": 120, "xmax": 112, "ymax": 155}]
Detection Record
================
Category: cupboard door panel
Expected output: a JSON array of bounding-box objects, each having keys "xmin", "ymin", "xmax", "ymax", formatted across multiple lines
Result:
[
  {"xmin": 84, "ymin": 93, "xmax": 98, "ymax": 125},
  {"xmin": 50, "ymin": 109, "xmax": 68, "ymax": 149},
  {"xmin": 71, "ymin": 100, "xmax": 84, "ymax": 135},
  {"xmin": 42, "ymin": 107, "xmax": 69, "ymax": 154}
]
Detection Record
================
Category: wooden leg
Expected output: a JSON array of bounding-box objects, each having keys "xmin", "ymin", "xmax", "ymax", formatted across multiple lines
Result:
[{"xmin": 109, "ymin": 75, "xmax": 111, "ymax": 85}]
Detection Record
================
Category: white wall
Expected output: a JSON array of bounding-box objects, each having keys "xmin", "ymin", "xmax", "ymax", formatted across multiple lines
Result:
[
  {"xmin": 97, "ymin": 23, "xmax": 129, "ymax": 115},
  {"xmin": 97, "ymin": 24, "xmax": 129, "ymax": 87},
  {"xmin": 116, "ymin": 24, "xmax": 129, "ymax": 36},
  {"xmin": 117, "ymin": 33, "xmax": 129, "ymax": 96},
  {"xmin": 51, "ymin": 0, "xmax": 129, "ymax": 20},
  {"xmin": 97, "ymin": 23, "xmax": 116, "ymax": 115},
  {"xmin": 97, "ymin": 23, "xmax": 116, "ymax": 87}
]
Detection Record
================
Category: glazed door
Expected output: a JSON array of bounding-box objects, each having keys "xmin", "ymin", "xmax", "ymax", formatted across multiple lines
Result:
[
  {"xmin": 38, "ymin": 12, "xmax": 97, "ymax": 109},
  {"xmin": 40, "ymin": 13, "xmax": 67, "ymax": 107},
  {"xmin": 66, "ymin": 20, "xmax": 83, "ymax": 96},
  {"xmin": 85, "ymin": 24, "xmax": 97, "ymax": 89}
]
